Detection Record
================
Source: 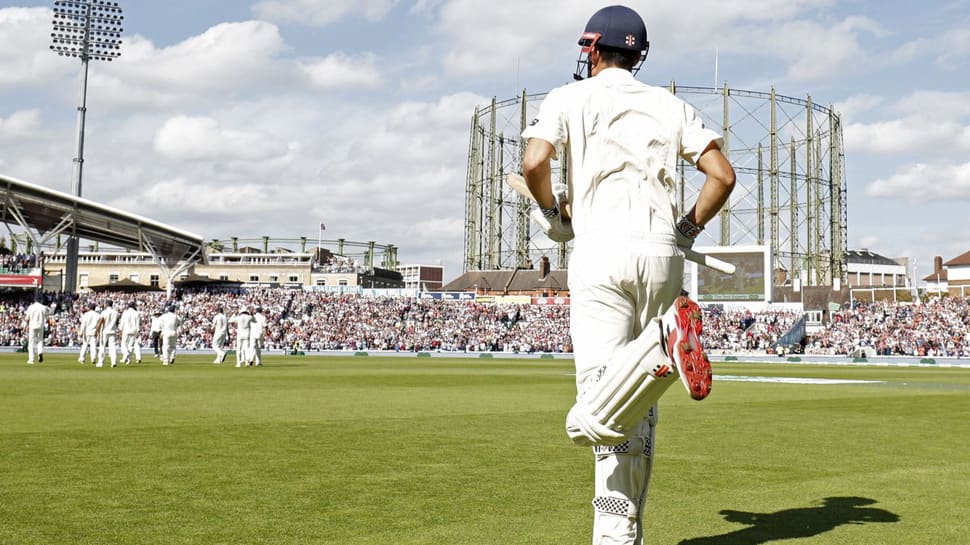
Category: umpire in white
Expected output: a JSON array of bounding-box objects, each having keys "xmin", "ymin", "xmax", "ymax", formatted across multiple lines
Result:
[{"xmin": 521, "ymin": 5, "xmax": 736, "ymax": 544}]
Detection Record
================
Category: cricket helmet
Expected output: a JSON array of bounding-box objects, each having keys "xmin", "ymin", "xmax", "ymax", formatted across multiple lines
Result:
[{"xmin": 574, "ymin": 5, "xmax": 649, "ymax": 80}]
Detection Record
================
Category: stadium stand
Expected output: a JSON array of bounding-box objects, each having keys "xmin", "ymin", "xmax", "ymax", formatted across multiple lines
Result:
[{"xmin": 4, "ymin": 288, "xmax": 965, "ymax": 357}]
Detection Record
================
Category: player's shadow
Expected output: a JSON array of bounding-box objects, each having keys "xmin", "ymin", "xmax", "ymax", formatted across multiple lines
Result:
[{"xmin": 677, "ymin": 496, "xmax": 899, "ymax": 545}]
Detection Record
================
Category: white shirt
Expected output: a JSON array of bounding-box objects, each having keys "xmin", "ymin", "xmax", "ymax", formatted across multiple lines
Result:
[
  {"xmin": 213, "ymin": 312, "xmax": 228, "ymax": 337},
  {"xmin": 120, "ymin": 307, "xmax": 141, "ymax": 335},
  {"xmin": 25, "ymin": 301, "xmax": 49, "ymax": 330},
  {"xmin": 229, "ymin": 313, "xmax": 253, "ymax": 339},
  {"xmin": 252, "ymin": 312, "xmax": 267, "ymax": 340},
  {"xmin": 521, "ymin": 68, "xmax": 722, "ymax": 241},
  {"xmin": 159, "ymin": 312, "xmax": 181, "ymax": 336},
  {"xmin": 100, "ymin": 307, "xmax": 120, "ymax": 336},
  {"xmin": 150, "ymin": 315, "xmax": 162, "ymax": 333},
  {"xmin": 80, "ymin": 309, "xmax": 101, "ymax": 337}
]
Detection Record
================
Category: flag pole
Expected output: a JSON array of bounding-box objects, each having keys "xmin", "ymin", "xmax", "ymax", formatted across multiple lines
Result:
[{"xmin": 317, "ymin": 222, "xmax": 325, "ymax": 265}]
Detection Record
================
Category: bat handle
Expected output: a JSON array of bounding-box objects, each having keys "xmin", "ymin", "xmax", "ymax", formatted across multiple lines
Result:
[{"xmin": 683, "ymin": 248, "xmax": 736, "ymax": 274}]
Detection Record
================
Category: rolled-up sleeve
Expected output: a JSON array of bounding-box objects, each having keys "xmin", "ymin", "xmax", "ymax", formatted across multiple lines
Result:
[
  {"xmin": 521, "ymin": 88, "xmax": 566, "ymax": 159},
  {"xmin": 679, "ymin": 99, "xmax": 723, "ymax": 166}
]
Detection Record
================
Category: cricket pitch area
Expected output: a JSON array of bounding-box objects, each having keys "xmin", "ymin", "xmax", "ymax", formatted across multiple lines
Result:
[{"xmin": 1, "ymin": 353, "xmax": 967, "ymax": 544}]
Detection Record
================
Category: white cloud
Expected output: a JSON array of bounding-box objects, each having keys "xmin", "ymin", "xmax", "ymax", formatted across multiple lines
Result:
[
  {"xmin": 252, "ymin": 0, "xmax": 399, "ymax": 26},
  {"xmin": 889, "ymin": 91, "xmax": 970, "ymax": 120},
  {"xmin": 865, "ymin": 162, "xmax": 970, "ymax": 200},
  {"xmin": 844, "ymin": 118, "xmax": 970, "ymax": 156},
  {"xmin": 833, "ymin": 94, "xmax": 884, "ymax": 122},
  {"xmin": 124, "ymin": 177, "xmax": 293, "ymax": 217},
  {"xmin": 301, "ymin": 53, "xmax": 382, "ymax": 89},
  {"xmin": 80, "ymin": 21, "xmax": 380, "ymax": 109},
  {"xmin": 773, "ymin": 16, "xmax": 881, "ymax": 81},
  {"xmin": 0, "ymin": 7, "xmax": 75, "ymax": 88},
  {"xmin": 0, "ymin": 109, "xmax": 42, "ymax": 138},
  {"xmin": 97, "ymin": 21, "xmax": 292, "ymax": 105},
  {"xmin": 891, "ymin": 25, "xmax": 970, "ymax": 69},
  {"xmin": 843, "ymin": 91, "xmax": 970, "ymax": 156},
  {"xmin": 430, "ymin": 0, "xmax": 868, "ymax": 81},
  {"xmin": 153, "ymin": 116, "xmax": 294, "ymax": 162}
]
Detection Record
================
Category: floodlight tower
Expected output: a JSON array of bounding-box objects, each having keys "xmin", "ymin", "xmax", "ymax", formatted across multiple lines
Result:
[{"xmin": 49, "ymin": 0, "xmax": 123, "ymax": 292}]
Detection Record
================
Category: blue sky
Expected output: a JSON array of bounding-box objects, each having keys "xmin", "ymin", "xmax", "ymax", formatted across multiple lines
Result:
[{"xmin": 1, "ymin": 0, "xmax": 968, "ymax": 282}]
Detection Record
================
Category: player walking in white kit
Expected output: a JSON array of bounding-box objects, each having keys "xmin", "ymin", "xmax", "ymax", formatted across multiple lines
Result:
[
  {"xmin": 120, "ymin": 301, "xmax": 142, "ymax": 364},
  {"xmin": 212, "ymin": 305, "xmax": 229, "ymax": 364},
  {"xmin": 78, "ymin": 302, "xmax": 101, "ymax": 365},
  {"xmin": 521, "ymin": 6, "xmax": 736, "ymax": 544},
  {"xmin": 251, "ymin": 306, "xmax": 267, "ymax": 366},
  {"xmin": 24, "ymin": 295, "xmax": 50, "ymax": 364},
  {"xmin": 158, "ymin": 305, "xmax": 181, "ymax": 365},
  {"xmin": 97, "ymin": 299, "xmax": 120, "ymax": 367},
  {"xmin": 228, "ymin": 308, "xmax": 254, "ymax": 367}
]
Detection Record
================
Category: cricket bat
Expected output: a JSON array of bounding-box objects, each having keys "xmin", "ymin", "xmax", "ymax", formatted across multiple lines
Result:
[
  {"xmin": 505, "ymin": 173, "xmax": 572, "ymax": 219},
  {"xmin": 504, "ymin": 173, "xmax": 736, "ymax": 275}
]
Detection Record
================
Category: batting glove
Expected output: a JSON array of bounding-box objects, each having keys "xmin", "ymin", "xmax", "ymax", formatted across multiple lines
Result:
[
  {"xmin": 531, "ymin": 206, "xmax": 574, "ymax": 243},
  {"xmin": 675, "ymin": 215, "xmax": 703, "ymax": 250},
  {"xmin": 552, "ymin": 182, "xmax": 569, "ymax": 208}
]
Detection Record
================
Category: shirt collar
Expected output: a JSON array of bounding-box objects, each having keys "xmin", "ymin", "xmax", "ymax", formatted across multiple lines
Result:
[{"xmin": 595, "ymin": 67, "xmax": 635, "ymax": 82}]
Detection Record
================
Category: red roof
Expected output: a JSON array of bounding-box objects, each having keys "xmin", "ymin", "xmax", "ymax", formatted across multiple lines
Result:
[{"xmin": 944, "ymin": 250, "xmax": 970, "ymax": 266}]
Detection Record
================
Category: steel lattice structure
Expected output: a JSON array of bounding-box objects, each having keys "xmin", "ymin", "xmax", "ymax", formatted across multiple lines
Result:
[{"xmin": 463, "ymin": 84, "xmax": 847, "ymax": 287}]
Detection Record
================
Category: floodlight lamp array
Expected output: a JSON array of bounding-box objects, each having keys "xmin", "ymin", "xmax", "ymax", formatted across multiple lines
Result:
[{"xmin": 49, "ymin": 0, "xmax": 124, "ymax": 61}]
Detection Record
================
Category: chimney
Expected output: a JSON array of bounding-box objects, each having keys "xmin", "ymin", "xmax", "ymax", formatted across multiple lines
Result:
[
  {"xmin": 934, "ymin": 256, "xmax": 943, "ymax": 273},
  {"xmin": 539, "ymin": 256, "xmax": 550, "ymax": 280}
]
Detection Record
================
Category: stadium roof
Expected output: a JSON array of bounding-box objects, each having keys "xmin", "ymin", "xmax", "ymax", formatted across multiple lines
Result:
[
  {"xmin": 0, "ymin": 173, "xmax": 206, "ymax": 266},
  {"xmin": 845, "ymin": 249, "xmax": 900, "ymax": 267},
  {"xmin": 441, "ymin": 268, "xmax": 568, "ymax": 293}
]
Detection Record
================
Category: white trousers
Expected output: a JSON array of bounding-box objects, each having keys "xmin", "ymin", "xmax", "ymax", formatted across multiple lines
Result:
[
  {"xmin": 213, "ymin": 332, "xmax": 227, "ymax": 362},
  {"xmin": 568, "ymin": 239, "xmax": 683, "ymax": 545},
  {"xmin": 98, "ymin": 333, "xmax": 117, "ymax": 365},
  {"xmin": 80, "ymin": 334, "xmax": 98, "ymax": 363},
  {"xmin": 121, "ymin": 332, "xmax": 142, "ymax": 363},
  {"xmin": 235, "ymin": 335, "xmax": 250, "ymax": 365},
  {"xmin": 161, "ymin": 333, "xmax": 177, "ymax": 364},
  {"xmin": 27, "ymin": 327, "xmax": 44, "ymax": 363},
  {"xmin": 251, "ymin": 336, "xmax": 263, "ymax": 365}
]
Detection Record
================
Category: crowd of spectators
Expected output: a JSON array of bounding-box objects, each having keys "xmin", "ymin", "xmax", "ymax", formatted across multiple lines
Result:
[
  {"xmin": 0, "ymin": 288, "xmax": 572, "ymax": 354},
  {"xmin": 804, "ymin": 297, "xmax": 970, "ymax": 357},
  {"xmin": 0, "ymin": 254, "xmax": 37, "ymax": 272},
  {"xmin": 703, "ymin": 307, "xmax": 802, "ymax": 352},
  {"xmin": 4, "ymin": 287, "xmax": 968, "ymax": 358}
]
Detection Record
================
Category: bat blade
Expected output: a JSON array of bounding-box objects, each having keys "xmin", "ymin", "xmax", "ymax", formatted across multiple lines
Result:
[{"xmin": 505, "ymin": 173, "xmax": 571, "ymax": 219}]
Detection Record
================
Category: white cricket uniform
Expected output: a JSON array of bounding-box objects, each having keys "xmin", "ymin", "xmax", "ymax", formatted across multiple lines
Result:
[
  {"xmin": 97, "ymin": 306, "xmax": 120, "ymax": 366},
  {"xmin": 212, "ymin": 312, "xmax": 228, "ymax": 363},
  {"xmin": 229, "ymin": 312, "xmax": 253, "ymax": 366},
  {"xmin": 158, "ymin": 311, "xmax": 181, "ymax": 365},
  {"xmin": 120, "ymin": 307, "xmax": 142, "ymax": 364},
  {"xmin": 24, "ymin": 301, "xmax": 50, "ymax": 364},
  {"xmin": 78, "ymin": 309, "xmax": 101, "ymax": 364},
  {"xmin": 522, "ymin": 67, "xmax": 722, "ymax": 545},
  {"xmin": 251, "ymin": 312, "xmax": 267, "ymax": 366}
]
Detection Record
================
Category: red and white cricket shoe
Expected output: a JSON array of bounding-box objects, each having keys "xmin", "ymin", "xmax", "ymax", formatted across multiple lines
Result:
[{"xmin": 661, "ymin": 294, "xmax": 711, "ymax": 400}]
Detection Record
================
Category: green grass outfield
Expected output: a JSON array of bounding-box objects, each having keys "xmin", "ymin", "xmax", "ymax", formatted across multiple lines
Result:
[{"xmin": 1, "ymin": 353, "xmax": 968, "ymax": 545}]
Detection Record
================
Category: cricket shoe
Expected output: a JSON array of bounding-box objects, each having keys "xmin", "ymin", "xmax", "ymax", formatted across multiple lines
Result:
[{"xmin": 661, "ymin": 294, "xmax": 711, "ymax": 400}]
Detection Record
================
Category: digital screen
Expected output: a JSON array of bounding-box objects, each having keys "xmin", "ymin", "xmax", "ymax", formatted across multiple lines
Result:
[{"xmin": 696, "ymin": 250, "xmax": 767, "ymax": 302}]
